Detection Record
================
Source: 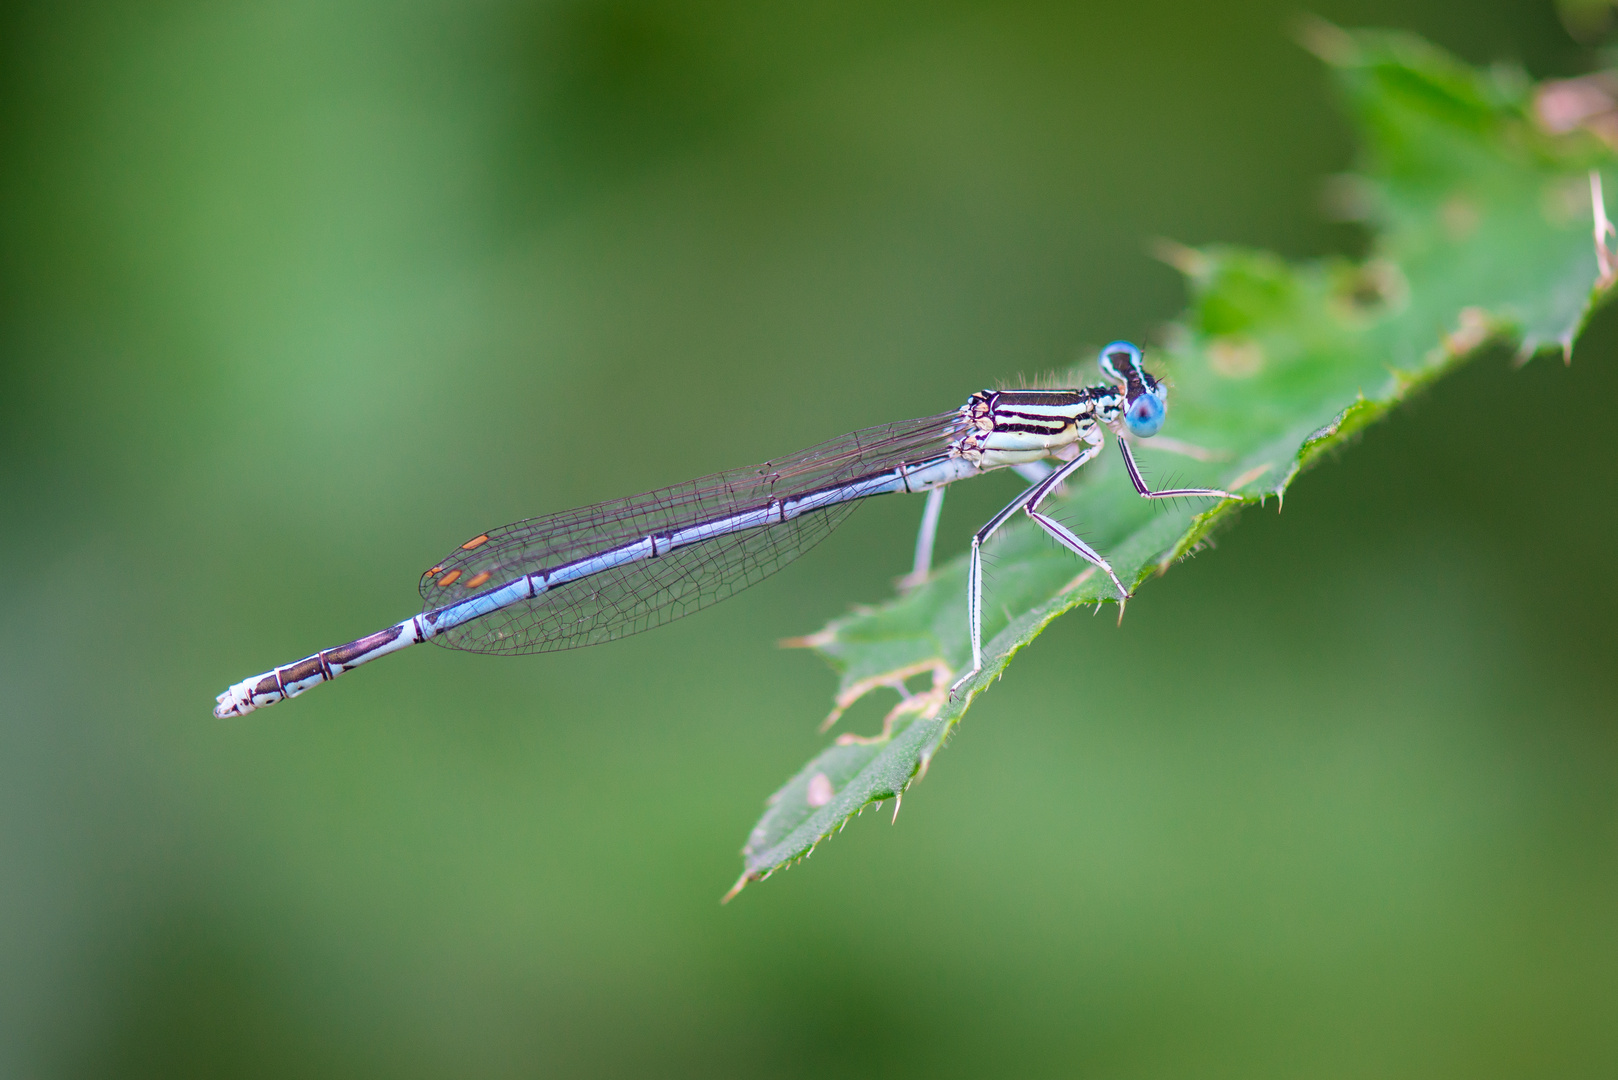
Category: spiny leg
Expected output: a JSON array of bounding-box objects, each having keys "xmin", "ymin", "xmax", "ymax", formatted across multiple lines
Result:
[
  {"xmin": 953, "ymin": 437, "xmax": 1103, "ymax": 693},
  {"xmin": 901, "ymin": 462, "xmax": 1062, "ymax": 590},
  {"xmin": 1024, "ymin": 510, "xmax": 1125, "ymax": 598},
  {"xmin": 1022, "ymin": 435, "xmax": 1127, "ymax": 614},
  {"xmin": 957, "ymin": 487, "xmax": 1043, "ymax": 690},
  {"xmin": 1116, "ymin": 436, "xmax": 1234, "ymax": 500}
]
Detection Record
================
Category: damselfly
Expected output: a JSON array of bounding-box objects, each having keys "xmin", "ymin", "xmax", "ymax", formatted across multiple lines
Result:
[{"xmin": 214, "ymin": 342, "xmax": 1231, "ymax": 718}]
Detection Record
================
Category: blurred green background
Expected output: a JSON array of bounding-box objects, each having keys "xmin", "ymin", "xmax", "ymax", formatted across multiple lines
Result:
[{"xmin": 2, "ymin": 1, "xmax": 1614, "ymax": 1076}]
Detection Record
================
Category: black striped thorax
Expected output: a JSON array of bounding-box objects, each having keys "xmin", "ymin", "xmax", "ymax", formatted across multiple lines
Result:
[
  {"xmin": 949, "ymin": 385, "xmax": 1125, "ymax": 467},
  {"xmin": 964, "ymin": 386, "xmax": 1123, "ymax": 434}
]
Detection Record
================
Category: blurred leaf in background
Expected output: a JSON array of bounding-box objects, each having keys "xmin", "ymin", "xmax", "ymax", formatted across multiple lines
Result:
[{"xmin": 1, "ymin": 1, "xmax": 1614, "ymax": 1078}]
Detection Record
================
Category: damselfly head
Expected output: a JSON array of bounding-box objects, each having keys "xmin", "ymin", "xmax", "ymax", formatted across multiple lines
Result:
[{"xmin": 1099, "ymin": 340, "xmax": 1167, "ymax": 438}]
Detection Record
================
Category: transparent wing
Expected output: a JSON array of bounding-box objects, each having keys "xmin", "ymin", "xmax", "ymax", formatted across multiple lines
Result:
[{"xmin": 419, "ymin": 412, "xmax": 966, "ymax": 654}]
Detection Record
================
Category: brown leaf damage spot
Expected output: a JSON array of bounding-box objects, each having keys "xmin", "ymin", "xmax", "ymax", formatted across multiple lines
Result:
[
  {"xmin": 1207, "ymin": 337, "xmax": 1264, "ymax": 378},
  {"xmin": 1228, "ymin": 463, "xmax": 1275, "ymax": 491},
  {"xmin": 821, "ymin": 659, "xmax": 953, "ymax": 744},
  {"xmin": 1440, "ymin": 307, "xmax": 1495, "ymax": 358},
  {"xmin": 1057, "ymin": 567, "xmax": 1097, "ymax": 596},
  {"xmin": 828, "ymin": 663, "xmax": 951, "ymax": 748},
  {"xmin": 1440, "ymin": 194, "xmax": 1480, "ymax": 242},
  {"xmin": 1534, "ymin": 73, "xmax": 1618, "ymax": 146},
  {"xmin": 1592, "ymin": 171, "xmax": 1618, "ymax": 290},
  {"xmin": 778, "ymin": 628, "xmax": 836, "ymax": 649}
]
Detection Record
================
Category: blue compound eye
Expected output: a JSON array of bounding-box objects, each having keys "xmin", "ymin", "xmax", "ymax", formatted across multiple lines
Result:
[{"xmin": 1125, "ymin": 389, "xmax": 1166, "ymax": 437}]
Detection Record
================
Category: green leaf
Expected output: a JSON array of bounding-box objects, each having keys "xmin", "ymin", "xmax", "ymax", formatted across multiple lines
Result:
[{"xmin": 728, "ymin": 28, "xmax": 1618, "ymax": 896}]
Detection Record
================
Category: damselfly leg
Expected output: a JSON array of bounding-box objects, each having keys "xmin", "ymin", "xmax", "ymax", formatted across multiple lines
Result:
[
  {"xmin": 950, "ymin": 425, "xmax": 1233, "ymax": 695},
  {"xmin": 1116, "ymin": 437, "xmax": 1234, "ymax": 500},
  {"xmin": 900, "ymin": 461, "xmax": 1056, "ymax": 589},
  {"xmin": 954, "ymin": 428, "xmax": 1114, "ymax": 691},
  {"xmin": 898, "ymin": 486, "xmax": 948, "ymax": 590}
]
